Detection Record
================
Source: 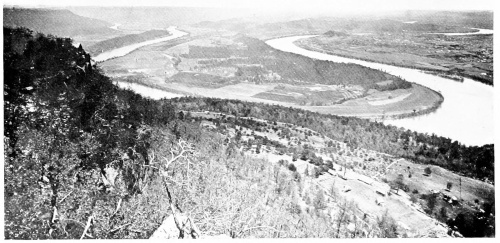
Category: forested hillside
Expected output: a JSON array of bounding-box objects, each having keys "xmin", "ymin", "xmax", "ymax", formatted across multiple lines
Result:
[
  {"xmin": 3, "ymin": 8, "xmax": 116, "ymax": 37},
  {"xmin": 4, "ymin": 27, "xmax": 177, "ymax": 239},
  {"xmin": 4, "ymin": 26, "xmax": 409, "ymax": 239},
  {"xmin": 166, "ymin": 97, "xmax": 494, "ymax": 183},
  {"xmin": 3, "ymin": 27, "xmax": 494, "ymax": 239},
  {"xmin": 87, "ymin": 30, "xmax": 171, "ymax": 56}
]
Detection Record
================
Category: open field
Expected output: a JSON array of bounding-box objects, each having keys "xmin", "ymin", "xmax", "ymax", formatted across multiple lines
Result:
[
  {"xmin": 306, "ymin": 84, "xmax": 443, "ymax": 119},
  {"xmin": 185, "ymin": 110, "xmax": 493, "ymax": 237},
  {"xmin": 296, "ymin": 32, "xmax": 493, "ymax": 85},
  {"xmin": 253, "ymin": 84, "xmax": 365, "ymax": 106},
  {"xmin": 385, "ymin": 159, "xmax": 494, "ymax": 204}
]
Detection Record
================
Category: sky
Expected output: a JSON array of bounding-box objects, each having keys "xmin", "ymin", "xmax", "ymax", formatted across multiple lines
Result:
[{"xmin": 3, "ymin": 0, "xmax": 496, "ymax": 12}]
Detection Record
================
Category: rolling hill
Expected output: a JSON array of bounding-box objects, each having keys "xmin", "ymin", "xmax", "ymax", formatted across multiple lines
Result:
[{"xmin": 3, "ymin": 7, "xmax": 117, "ymax": 37}]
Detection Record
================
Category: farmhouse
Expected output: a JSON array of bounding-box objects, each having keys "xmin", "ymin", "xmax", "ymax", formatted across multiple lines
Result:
[{"xmin": 374, "ymin": 183, "xmax": 390, "ymax": 196}]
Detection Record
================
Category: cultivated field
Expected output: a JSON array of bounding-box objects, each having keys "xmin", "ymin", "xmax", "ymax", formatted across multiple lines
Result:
[
  {"xmin": 99, "ymin": 33, "xmax": 442, "ymax": 119},
  {"xmin": 296, "ymin": 33, "xmax": 493, "ymax": 85},
  {"xmin": 307, "ymin": 84, "xmax": 443, "ymax": 119}
]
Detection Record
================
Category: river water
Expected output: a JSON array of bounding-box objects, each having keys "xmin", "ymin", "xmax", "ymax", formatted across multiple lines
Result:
[
  {"xmin": 96, "ymin": 26, "xmax": 493, "ymax": 146},
  {"xmin": 266, "ymin": 36, "xmax": 494, "ymax": 146},
  {"xmin": 93, "ymin": 26, "xmax": 188, "ymax": 63},
  {"xmin": 95, "ymin": 27, "xmax": 188, "ymax": 100},
  {"xmin": 439, "ymin": 28, "xmax": 494, "ymax": 36},
  {"xmin": 113, "ymin": 81, "xmax": 183, "ymax": 100}
]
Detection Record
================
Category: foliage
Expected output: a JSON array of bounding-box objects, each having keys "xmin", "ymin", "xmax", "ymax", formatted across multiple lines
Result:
[
  {"xmin": 312, "ymin": 190, "xmax": 327, "ymax": 211},
  {"xmin": 167, "ymin": 96, "xmax": 494, "ymax": 182},
  {"xmin": 3, "ymin": 27, "xmax": 175, "ymax": 239},
  {"xmin": 376, "ymin": 211, "xmax": 399, "ymax": 238},
  {"xmin": 87, "ymin": 30, "xmax": 171, "ymax": 56},
  {"xmin": 448, "ymin": 202, "xmax": 495, "ymax": 237},
  {"xmin": 446, "ymin": 182, "xmax": 453, "ymax": 191},
  {"xmin": 182, "ymin": 35, "xmax": 411, "ymax": 90},
  {"xmin": 4, "ymin": 26, "xmax": 494, "ymax": 239},
  {"xmin": 3, "ymin": 8, "xmax": 115, "ymax": 37},
  {"xmin": 424, "ymin": 167, "xmax": 432, "ymax": 176}
]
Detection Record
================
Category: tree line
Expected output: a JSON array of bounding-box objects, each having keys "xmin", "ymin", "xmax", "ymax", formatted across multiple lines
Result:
[
  {"xmin": 4, "ymin": 26, "xmax": 411, "ymax": 239},
  {"xmin": 165, "ymin": 96, "xmax": 494, "ymax": 183}
]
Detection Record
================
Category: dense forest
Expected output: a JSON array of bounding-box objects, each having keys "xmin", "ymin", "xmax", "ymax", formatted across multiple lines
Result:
[
  {"xmin": 4, "ymin": 27, "xmax": 178, "ymax": 239},
  {"xmin": 87, "ymin": 29, "xmax": 171, "ymax": 56},
  {"xmin": 3, "ymin": 26, "xmax": 494, "ymax": 239}
]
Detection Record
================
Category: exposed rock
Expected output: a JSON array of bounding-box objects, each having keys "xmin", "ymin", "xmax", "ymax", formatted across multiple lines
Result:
[{"xmin": 150, "ymin": 213, "xmax": 230, "ymax": 239}]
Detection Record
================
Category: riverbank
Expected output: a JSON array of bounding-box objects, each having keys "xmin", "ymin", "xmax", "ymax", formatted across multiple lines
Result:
[
  {"xmin": 304, "ymin": 83, "xmax": 444, "ymax": 121},
  {"xmin": 100, "ymin": 32, "xmax": 438, "ymax": 122},
  {"xmin": 295, "ymin": 34, "xmax": 493, "ymax": 86},
  {"xmin": 92, "ymin": 26, "xmax": 189, "ymax": 63},
  {"xmin": 384, "ymin": 89, "xmax": 444, "ymax": 120},
  {"xmin": 87, "ymin": 29, "xmax": 172, "ymax": 56},
  {"xmin": 266, "ymin": 35, "xmax": 493, "ymax": 146}
]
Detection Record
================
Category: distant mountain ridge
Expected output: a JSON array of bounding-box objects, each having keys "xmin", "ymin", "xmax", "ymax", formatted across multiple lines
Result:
[
  {"xmin": 67, "ymin": 6, "xmax": 250, "ymax": 31},
  {"xmin": 3, "ymin": 7, "xmax": 117, "ymax": 37}
]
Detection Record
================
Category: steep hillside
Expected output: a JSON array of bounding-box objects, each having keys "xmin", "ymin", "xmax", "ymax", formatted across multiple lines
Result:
[
  {"xmin": 3, "ymin": 8, "xmax": 116, "ymax": 37},
  {"xmin": 67, "ymin": 6, "xmax": 249, "ymax": 31},
  {"xmin": 3, "ymin": 26, "xmax": 409, "ymax": 239},
  {"xmin": 4, "ymin": 26, "xmax": 494, "ymax": 239},
  {"xmin": 87, "ymin": 30, "xmax": 171, "ymax": 56}
]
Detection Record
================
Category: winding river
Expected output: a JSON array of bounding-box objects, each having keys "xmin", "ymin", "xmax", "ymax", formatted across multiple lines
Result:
[
  {"xmin": 93, "ymin": 26, "xmax": 188, "ymax": 63},
  {"xmin": 94, "ymin": 27, "xmax": 188, "ymax": 99},
  {"xmin": 266, "ymin": 35, "xmax": 493, "ymax": 146},
  {"xmin": 96, "ymin": 26, "xmax": 493, "ymax": 146}
]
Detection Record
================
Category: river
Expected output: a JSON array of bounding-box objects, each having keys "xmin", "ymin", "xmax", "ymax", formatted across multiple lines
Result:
[
  {"xmin": 93, "ymin": 26, "xmax": 188, "ymax": 63},
  {"xmin": 439, "ymin": 28, "xmax": 494, "ymax": 36},
  {"xmin": 266, "ymin": 35, "xmax": 494, "ymax": 146},
  {"xmin": 113, "ymin": 81, "xmax": 183, "ymax": 100},
  {"xmin": 95, "ymin": 27, "xmax": 188, "ymax": 100},
  {"xmin": 95, "ymin": 26, "xmax": 493, "ymax": 146}
]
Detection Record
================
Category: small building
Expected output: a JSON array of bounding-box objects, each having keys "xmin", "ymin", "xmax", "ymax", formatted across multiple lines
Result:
[
  {"xmin": 374, "ymin": 183, "xmax": 390, "ymax": 196},
  {"xmin": 376, "ymin": 190, "xmax": 387, "ymax": 196},
  {"xmin": 375, "ymin": 197, "xmax": 385, "ymax": 206},
  {"xmin": 342, "ymin": 186, "xmax": 351, "ymax": 193},
  {"xmin": 357, "ymin": 174, "xmax": 374, "ymax": 185}
]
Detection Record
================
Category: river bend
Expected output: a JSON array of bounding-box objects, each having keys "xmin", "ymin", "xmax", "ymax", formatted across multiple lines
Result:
[{"xmin": 266, "ymin": 36, "xmax": 493, "ymax": 146}]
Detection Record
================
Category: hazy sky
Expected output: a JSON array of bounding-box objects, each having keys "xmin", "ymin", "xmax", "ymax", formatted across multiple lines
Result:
[{"xmin": 4, "ymin": 0, "xmax": 496, "ymax": 12}]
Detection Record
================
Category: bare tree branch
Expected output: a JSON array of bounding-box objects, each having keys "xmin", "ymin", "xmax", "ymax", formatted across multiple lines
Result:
[
  {"xmin": 108, "ymin": 223, "xmax": 131, "ymax": 233},
  {"xmin": 80, "ymin": 215, "xmax": 93, "ymax": 240}
]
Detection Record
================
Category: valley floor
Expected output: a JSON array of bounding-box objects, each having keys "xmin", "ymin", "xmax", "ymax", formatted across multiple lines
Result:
[{"xmin": 99, "ymin": 31, "xmax": 443, "ymax": 120}]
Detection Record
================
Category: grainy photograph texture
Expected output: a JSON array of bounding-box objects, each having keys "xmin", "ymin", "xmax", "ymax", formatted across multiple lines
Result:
[{"xmin": 2, "ymin": 0, "xmax": 495, "ymax": 239}]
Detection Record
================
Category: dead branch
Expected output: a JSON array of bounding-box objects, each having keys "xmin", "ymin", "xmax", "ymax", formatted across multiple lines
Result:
[
  {"xmin": 111, "ymin": 198, "xmax": 122, "ymax": 217},
  {"xmin": 108, "ymin": 223, "xmax": 131, "ymax": 233},
  {"xmin": 153, "ymin": 139, "xmax": 203, "ymax": 239},
  {"xmin": 80, "ymin": 215, "xmax": 93, "ymax": 240},
  {"xmin": 128, "ymin": 228, "xmax": 145, "ymax": 234},
  {"xmin": 238, "ymin": 225, "xmax": 283, "ymax": 238},
  {"xmin": 58, "ymin": 191, "xmax": 73, "ymax": 204},
  {"xmin": 51, "ymin": 206, "xmax": 58, "ymax": 224},
  {"xmin": 162, "ymin": 139, "xmax": 193, "ymax": 170}
]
